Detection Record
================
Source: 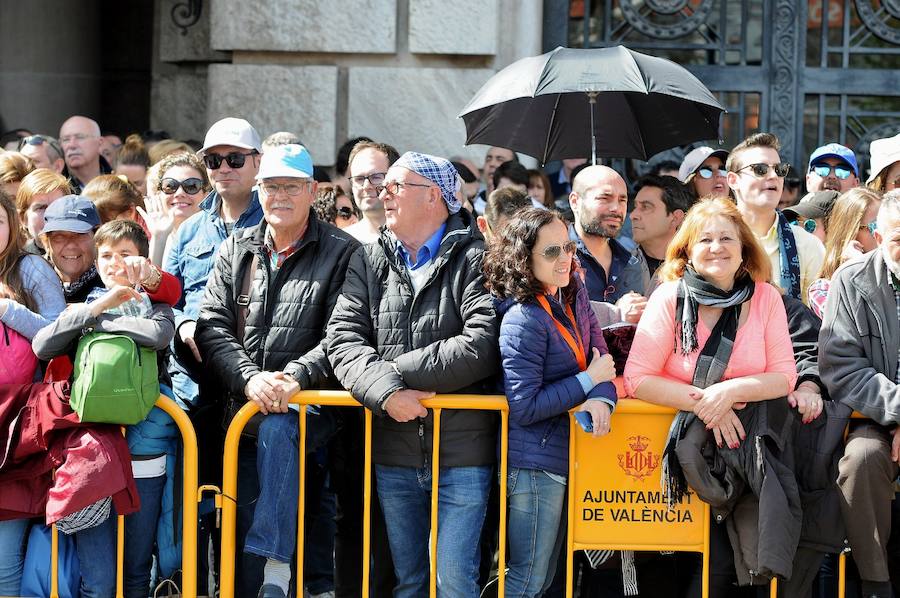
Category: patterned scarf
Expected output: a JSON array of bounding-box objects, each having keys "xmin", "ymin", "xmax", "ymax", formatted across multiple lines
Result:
[
  {"xmin": 776, "ymin": 210, "xmax": 801, "ymax": 299},
  {"xmin": 663, "ymin": 268, "xmax": 755, "ymax": 506},
  {"xmin": 63, "ymin": 265, "xmax": 99, "ymax": 301}
]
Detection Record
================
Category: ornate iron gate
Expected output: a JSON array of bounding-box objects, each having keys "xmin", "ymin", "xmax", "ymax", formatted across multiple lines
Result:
[{"xmin": 545, "ymin": 0, "xmax": 900, "ymax": 177}]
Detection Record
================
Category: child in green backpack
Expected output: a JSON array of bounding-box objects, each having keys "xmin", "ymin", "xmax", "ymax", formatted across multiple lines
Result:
[{"xmin": 32, "ymin": 219, "xmax": 176, "ymax": 597}]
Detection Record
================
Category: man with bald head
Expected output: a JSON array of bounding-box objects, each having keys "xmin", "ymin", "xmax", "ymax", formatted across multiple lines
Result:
[
  {"xmin": 569, "ymin": 165, "xmax": 649, "ymax": 322},
  {"xmin": 59, "ymin": 115, "xmax": 111, "ymax": 193}
]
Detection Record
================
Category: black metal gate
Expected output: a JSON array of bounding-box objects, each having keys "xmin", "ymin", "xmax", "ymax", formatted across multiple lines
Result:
[{"xmin": 545, "ymin": 0, "xmax": 900, "ymax": 177}]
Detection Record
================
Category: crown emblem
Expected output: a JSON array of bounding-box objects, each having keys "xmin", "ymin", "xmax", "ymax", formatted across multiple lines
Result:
[{"xmin": 617, "ymin": 435, "xmax": 660, "ymax": 481}]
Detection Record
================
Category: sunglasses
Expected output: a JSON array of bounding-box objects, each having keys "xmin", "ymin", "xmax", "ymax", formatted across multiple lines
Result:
[
  {"xmin": 336, "ymin": 206, "xmax": 356, "ymax": 220},
  {"xmin": 160, "ymin": 177, "xmax": 205, "ymax": 195},
  {"xmin": 810, "ymin": 164, "xmax": 853, "ymax": 180},
  {"xmin": 792, "ymin": 218, "xmax": 817, "ymax": 234},
  {"xmin": 536, "ymin": 241, "xmax": 577, "ymax": 261},
  {"xmin": 695, "ymin": 166, "xmax": 724, "ymax": 179},
  {"xmin": 18, "ymin": 134, "xmax": 63, "ymax": 156},
  {"xmin": 864, "ymin": 220, "xmax": 877, "ymax": 236},
  {"xmin": 202, "ymin": 151, "xmax": 257, "ymax": 170},
  {"xmin": 737, "ymin": 163, "xmax": 791, "ymax": 178}
]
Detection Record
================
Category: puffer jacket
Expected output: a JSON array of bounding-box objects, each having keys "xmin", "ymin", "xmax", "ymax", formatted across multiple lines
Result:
[
  {"xmin": 497, "ymin": 280, "xmax": 617, "ymax": 476},
  {"xmin": 196, "ymin": 212, "xmax": 359, "ymax": 406},
  {"xmin": 326, "ymin": 210, "xmax": 500, "ymax": 467}
]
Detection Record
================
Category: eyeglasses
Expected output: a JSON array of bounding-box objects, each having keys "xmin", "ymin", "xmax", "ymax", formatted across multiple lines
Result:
[
  {"xmin": 336, "ymin": 206, "xmax": 356, "ymax": 220},
  {"xmin": 535, "ymin": 241, "xmax": 577, "ymax": 261},
  {"xmin": 349, "ymin": 172, "xmax": 386, "ymax": 188},
  {"xmin": 261, "ymin": 181, "xmax": 312, "ymax": 196},
  {"xmin": 160, "ymin": 177, "xmax": 205, "ymax": 195},
  {"xmin": 381, "ymin": 181, "xmax": 434, "ymax": 195},
  {"xmin": 59, "ymin": 133, "xmax": 95, "ymax": 145},
  {"xmin": 737, "ymin": 163, "xmax": 791, "ymax": 178},
  {"xmin": 791, "ymin": 218, "xmax": 817, "ymax": 234},
  {"xmin": 695, "ymin": 166, "xmax": 724, "ymax": 179},
  {"xmin": 202, "ymin": 151, "xmax": 257, "ymax": 170},
  {"xmin": 810, "ymin": 164, "xmax": 853, "ymax": 180}
]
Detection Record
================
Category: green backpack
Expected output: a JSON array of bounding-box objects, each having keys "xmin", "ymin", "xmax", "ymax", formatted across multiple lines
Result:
[{"xmin": 70, "ymin": 332, "xmax": 160, "ymax": 425}]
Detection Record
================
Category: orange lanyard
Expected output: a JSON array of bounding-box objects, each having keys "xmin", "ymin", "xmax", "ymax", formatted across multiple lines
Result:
[{"xmin": 536, "ymin": 295, "xmax": 587, "ymax": 371}]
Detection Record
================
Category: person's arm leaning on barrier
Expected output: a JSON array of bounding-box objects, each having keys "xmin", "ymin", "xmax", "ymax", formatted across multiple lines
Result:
[
  {"xmin": 819, "ymin": 266, "xmax": 900, "ymax": 426},
  {"xmin": 391, "ymin": 245, "xmax": 500, "ymax": 391},
  {"xmin": 32, "ymin": 290, "xmax": 175, "ymax": 359},
  {"xmin": 327, "ymin": 247, "xmax": 408, "ymax": 415}
]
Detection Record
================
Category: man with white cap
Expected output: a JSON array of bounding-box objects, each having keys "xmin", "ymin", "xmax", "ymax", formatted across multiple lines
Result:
[
  {"xmin": 328, "ymin": 152, "xmax": 500, "ymax": 597},
  {"xmin": 806, "ymin": 142, "xmax": 859, "ymax": 193},
  {"xmin": 679, "ymin": 146, "xmax": 729, "ymax": 199},
  {"xmin": 197, "ymin": 144, "xmax": 359, "ymax": 598}
]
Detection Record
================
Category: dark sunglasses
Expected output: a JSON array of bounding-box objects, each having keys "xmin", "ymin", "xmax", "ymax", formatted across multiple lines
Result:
[
  {"xmin": 536, "ymin": 241, "xmax": 577, "ymax": 261},
  {"xmin": 695, "ymin": 166, "xmax": 724, "ymax": 179},
  {"xmin": 18, "ymin": 134, "xmax": 63, "ymax": 155},
  {"xmin": 737, "ymin": 162, "xmax": 791, "ymax": 178},
  {"xmin": 160, "ymin": 177, "xmax": 205, "ymax": 195},
  {"xmin": 791, "ymin": 218, "xmax": 817, "ymax": 234},
  {"xmin": 202, "ymin": 151, "xmax": 257, "ymax": 170},
  {"xmin": 336, "ymin": 206, "xmax": 356, "ymax": 220},
  {"xmin": 810, "ymin": 164, "xmax": 853, "ymax": 180}
]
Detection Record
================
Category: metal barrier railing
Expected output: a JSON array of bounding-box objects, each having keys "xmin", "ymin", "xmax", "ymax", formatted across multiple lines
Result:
[
  {"xmin": 217, "ymin": 390, "xmax": 510, "ymax": 598},
  {"xmin": 49, "ymin": 395, "xmax": 199, "ymax": 598}
]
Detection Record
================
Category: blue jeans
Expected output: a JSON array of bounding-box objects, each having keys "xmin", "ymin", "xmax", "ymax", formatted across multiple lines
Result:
[
  {"xmin": 75, "ymin": 513, "xmax": 118, "ymax": 598},
  {"xmin": 0, "ymin": 518, "xmax": 29, "ymax": 594},
  {"xmin": 244, "ymin": 409, "xmax": 338, "ymax": 563},
  {"xmin": 375, "ymin": 464, "xmax": 491, "ymax": 598},
  {"xmin": 125, "ymin": 474, "xmax": 166, "ymax": 598},
  {"xmin": 505, "ymin": 468, "xmax": 567, "ymax": 598}
]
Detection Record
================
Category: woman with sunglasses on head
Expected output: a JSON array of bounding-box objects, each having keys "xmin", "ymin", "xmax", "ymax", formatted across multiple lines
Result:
[
  {"xmin": 137, "ymin": 152, "xmax": 211, "ymax": 266},
  {"xmin": 678, "ymin": 147, "xmax": 730, "ymax": 200},
  {"xmin": 624, "ymin": 197, "xmax": 798, "ymax": 597},
  {"xmin": 484, "ymin": 208, "xmax": 617, "ymax": 598},
  {"xmin": 807, "ymin": 187, "xmax": 882, "ymax": 318}
]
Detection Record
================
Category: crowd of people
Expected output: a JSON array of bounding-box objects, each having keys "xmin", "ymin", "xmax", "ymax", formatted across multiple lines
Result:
[{"xmin": 1, "ymin": 113, "xmax": 900, "ymax": 598}]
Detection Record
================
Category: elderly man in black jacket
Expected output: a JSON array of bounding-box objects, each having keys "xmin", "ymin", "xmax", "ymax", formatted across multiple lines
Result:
[
  {"xmin": 327, "ymin": 151, "xmax": 500, "ymax": 598},
  {"xmin": 197, "ymin": 144, "xmax": 359, "ymax": 598}
]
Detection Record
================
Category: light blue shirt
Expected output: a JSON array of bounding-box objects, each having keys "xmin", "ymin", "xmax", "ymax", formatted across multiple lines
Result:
[{"xmin": 396, "ymin": 222, "xmax": 447, "ymax": 271}]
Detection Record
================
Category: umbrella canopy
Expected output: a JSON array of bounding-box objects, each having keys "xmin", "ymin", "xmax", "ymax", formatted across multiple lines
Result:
[{"xmin": 459, "ymin": 45, "xmax": 725, "ymax": 165}]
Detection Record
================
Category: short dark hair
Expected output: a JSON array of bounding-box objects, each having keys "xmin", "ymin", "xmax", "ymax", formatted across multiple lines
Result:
[
  {"xmin": 726, "ymin": 132, "xmax": 781, "ymax": 173},
  {"xmin": 335, "ymin": 136, "xmax": 373, "ymax": 176},
  {"xmin": 313, "ymin": 186, "xmax": 359, "ymax": 225},
  {"xmin": 492, "ymin": 160, "xmax": 530, "ymax": 190},
  {"xmin": 347, "ymin": 141, "xmax": 400, "ymax": 173},
  {"xmin": 648, "ymin": 160, "xmax": 681, "ymax": 177},
  {"xmin": 484, "ymin": 187, "xmax": 532, "ymax": 230},
  {"xmin": 633, "ymin": 174, "xmax": 695, "ymax": 215},
  {"xmin": 94, "ymin": 219, "xmax": 149, "ymax": 258}
]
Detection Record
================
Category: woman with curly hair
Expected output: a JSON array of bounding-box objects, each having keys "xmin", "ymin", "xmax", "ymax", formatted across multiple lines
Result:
[{"xmin": 483, "ymin": 207, "xmax": 617, "ymax": 597}]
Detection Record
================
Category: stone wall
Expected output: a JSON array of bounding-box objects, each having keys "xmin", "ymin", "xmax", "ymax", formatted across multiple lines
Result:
[{"xmin": 150, "ymin": 0, "xmax": 543, "ymax": 167}]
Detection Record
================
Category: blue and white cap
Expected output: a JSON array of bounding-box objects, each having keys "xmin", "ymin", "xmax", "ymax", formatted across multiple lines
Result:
[
  {"xmin": 256, "ymin": 144, "xmax": 314, "ymax": 180},
  {"xmin": 394, "ymin": 151, "xmax": 461, "ymax": 214}
]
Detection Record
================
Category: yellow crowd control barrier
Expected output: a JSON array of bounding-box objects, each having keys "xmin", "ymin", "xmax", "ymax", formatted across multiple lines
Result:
[
  {"xmin": 217, "ymin": 390, "xmax": 510, "ymax": 598},
  {"xmin": 566, "ymin": 399, "xmax": 712, "ymax": 597},
  {"xmin": 48, "ymin": 395, "xmax": 199, "ymax": 598}
]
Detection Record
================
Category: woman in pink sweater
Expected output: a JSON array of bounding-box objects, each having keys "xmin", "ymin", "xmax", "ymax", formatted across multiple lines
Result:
[{"xmin": 623, "ymin": 197, "xmax": 798, "ymax": 597}]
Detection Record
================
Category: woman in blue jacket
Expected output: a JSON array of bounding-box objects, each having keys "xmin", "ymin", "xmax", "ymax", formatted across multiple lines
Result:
[{"xmin": 484, "ymin": 208, "xmax": 618, "ymax": 597}]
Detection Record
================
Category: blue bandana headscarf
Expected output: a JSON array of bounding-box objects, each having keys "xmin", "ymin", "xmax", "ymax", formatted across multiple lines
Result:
[{"xmin": 393, "ymin": 151, "xmax": 461, "ymax": 214}]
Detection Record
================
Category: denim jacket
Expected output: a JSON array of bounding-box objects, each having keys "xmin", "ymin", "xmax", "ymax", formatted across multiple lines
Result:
[{"xmin": 164, "ymin": 189, "xmax": 263, "ymax": 408}]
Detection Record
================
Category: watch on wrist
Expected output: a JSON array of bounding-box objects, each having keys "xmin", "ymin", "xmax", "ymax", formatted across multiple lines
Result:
[{"xmin": 142, "ymin": 266, "xmax": 162, "ymax": 289}]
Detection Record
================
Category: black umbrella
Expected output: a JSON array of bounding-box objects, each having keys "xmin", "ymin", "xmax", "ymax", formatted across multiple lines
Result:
[{"xmin": 459, "ymin": 45, "xmax": 725, "ymax": 165}]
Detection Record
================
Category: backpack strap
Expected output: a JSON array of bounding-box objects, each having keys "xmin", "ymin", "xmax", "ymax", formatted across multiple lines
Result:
[{"xmin": 235, "ymin": 252, "xmax": 259, "ymax": 343}]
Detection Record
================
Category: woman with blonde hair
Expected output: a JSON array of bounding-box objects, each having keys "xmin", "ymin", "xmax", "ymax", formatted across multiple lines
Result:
[
  {"xmin": 807, "ymin": 187, "xmax": 883, "ymax": 318},
  {"xmin": 82, "ymin": 174, "xmax": 147, "ymax": 227},
  {"xmin": 0, "ymin": 151, "xmax": 35, "ymax": 196},
  {"xmin": 624, "ymin": 197, "xmax": 799, "ymax": 597},
  {"xmin": 15, "ymin": 168, "xmax": 72, "ymax": 255},
  {"xmin": 114, "ymin": 134, "xmax": 151, "ymax": 195}
]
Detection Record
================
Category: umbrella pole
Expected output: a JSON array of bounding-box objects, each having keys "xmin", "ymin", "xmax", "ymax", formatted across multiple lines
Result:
[{"xmin": 587, "ymin": 91, "xmax": 599, "ymax": 165}]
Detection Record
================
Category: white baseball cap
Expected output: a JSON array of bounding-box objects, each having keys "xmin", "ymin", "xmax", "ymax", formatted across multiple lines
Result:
[
  {"xmin": 200, "ymin": 117, "xmax": 262, "ymax": 154},
  {"xmin": 867, "ymin": 133, "xmax": 900, "ymax": 184},
  {"xmin": 678, "ymin": 146, "xmax": 729, "ymax": 183}
]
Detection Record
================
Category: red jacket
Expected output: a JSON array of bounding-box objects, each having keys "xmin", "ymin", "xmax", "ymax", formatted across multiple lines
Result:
[{"xmin": 0, "ymin": 381, "xmax": 139, "ymax": 523}]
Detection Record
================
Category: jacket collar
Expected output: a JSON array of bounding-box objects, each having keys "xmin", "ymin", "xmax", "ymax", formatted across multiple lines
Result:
[{"xmin": 238, "ymin": 208, "xmax": 322, "ymax": 256}]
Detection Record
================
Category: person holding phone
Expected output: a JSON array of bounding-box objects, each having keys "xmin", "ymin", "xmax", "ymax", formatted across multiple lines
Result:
[{"xmin": 484, "ymin": 207, "xmax": 617, "ymax": 597}]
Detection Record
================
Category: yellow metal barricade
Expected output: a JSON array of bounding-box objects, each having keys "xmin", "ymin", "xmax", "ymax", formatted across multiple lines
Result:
[
  {"xmin": 49, "ymin": 395, "xmax": 199, "ymax": 598},
  {"xmin": 218, "ymin": 390, "xmax": 509, "ymax": 598},
  {"xmin": 566, "ymin": 398, "xmax": 712, "ymax": 598}
]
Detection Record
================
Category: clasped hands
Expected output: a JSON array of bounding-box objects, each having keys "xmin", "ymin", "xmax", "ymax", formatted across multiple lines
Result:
[{"xmin": 244, "ymin": 371, "xmax": 299, "ymax": 415}]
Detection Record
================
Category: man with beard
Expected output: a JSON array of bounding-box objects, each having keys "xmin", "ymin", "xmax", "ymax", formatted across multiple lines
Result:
[
  {"xmin": 727, "ymin": 133, "xmax": 824, "ymax": 305},
  {"xmin": 568, "ymin": 165, "xmax": 649, "ymax": 322},
  {"xmin": 58, "ymin": 115, "xmax": 112, "ymax": 193},
  {"xmin": 344, "ymin": 141, "xmax": 399, "ymax": 244},
  {"xmin": 819, "ymin": 190, "xmax": 900, "ymax": 598},
  {"xmin": 806, "ymin": 142, "xmax": 859, "ymax": 193}
]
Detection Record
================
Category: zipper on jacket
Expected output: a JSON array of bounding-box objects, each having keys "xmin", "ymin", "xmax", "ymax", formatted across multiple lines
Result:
[
  {"xmin": 418, "ymin": 418, "xmax": 428, "ymax": 467},
  {"xmin": 540, "ymin": 418, "xmax": 560, "ymax": 448}
]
